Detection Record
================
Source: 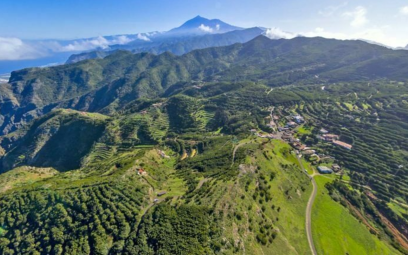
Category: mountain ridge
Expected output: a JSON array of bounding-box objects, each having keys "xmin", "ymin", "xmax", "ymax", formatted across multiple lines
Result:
[
  {"xmin": 2, "ymin": 35, "xmax": 408, "ymax": 135},
  {"xmin": 66, "ymin": 27, "xmax": 264, "ymax": 64},
  {"xmin": 0, "ymin": 16, "xmax": 246, "ymax": 74}
]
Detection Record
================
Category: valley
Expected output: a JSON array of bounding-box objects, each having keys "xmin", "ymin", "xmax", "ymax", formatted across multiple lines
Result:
[
  {"xmin": 0, "ymin": 75, "xmax": 407, "ymax": 254},
  {"xmin": 0, "ymin": 26, "xmax": 408, "ymax": 254}
]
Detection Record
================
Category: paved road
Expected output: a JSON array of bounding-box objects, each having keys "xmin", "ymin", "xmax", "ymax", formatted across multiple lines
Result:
[
  {"xmin": 297, "ymin": 156, "xmax": 318, "ymax": 255},
  {"xmin": 306, "ymin": 175, "xmax": 318, "ymax": 255}
]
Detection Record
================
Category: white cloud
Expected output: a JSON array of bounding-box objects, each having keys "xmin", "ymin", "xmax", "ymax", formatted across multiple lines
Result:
[
  {"xmin": 343, "ymin": 6, "xmax": 369, "ymax": 28},
  {"xmin": 0, "ymin": 37, "xmax": 46, "ymax": 60},
  {"xmin": 112, "ymin": 35, "xmax": 133, "ymax": 44},
  {"xmin": 400, "ymin": 6, "xmax": 408, "ymax": 15},
  {"xmin": 198, "ymin": 24, "xmax": 213, "ymax": 33},
  {"xmin": 264, "ymin": 28, "xmax": 298, "ymax": 39},
  {"xmin": 216, "ymin": 24, "xmax": 220, "ymax": 31},
  {"xmin": 137, "ymin": 33, "xmax": 151, "ymax": 41},
  {"xmin": 57, "ymin": 35, "xmax": 133, "ymax": 52},
  {"xmin": 59, "ymin": 36, "xmax": 110, "ymax": 51},
  {"xmin": 0, "ymin": 35, "xmax": 135, "ymax": 60}
]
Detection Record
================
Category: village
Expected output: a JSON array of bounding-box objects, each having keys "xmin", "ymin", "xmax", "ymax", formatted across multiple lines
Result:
[
  {"xmin": 133, "ymin": 105, "xmax": 354, "ymax": 205},
  {"xmin": 251, "ymin": 107, "xmax": 353, "ymax": 175}
]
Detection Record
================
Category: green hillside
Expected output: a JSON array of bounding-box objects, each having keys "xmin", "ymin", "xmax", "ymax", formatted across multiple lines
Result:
[
  {"xmin": 0, "ymin": 35, "xmax": 408, "ymax": 254},
  {"xmin": 2, "ymin": 36, "xmax": 408, "ymax": 135}
]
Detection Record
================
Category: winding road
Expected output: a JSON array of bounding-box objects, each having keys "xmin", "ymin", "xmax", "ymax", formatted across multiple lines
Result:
[{"xmin": 297, "ymin": 156, "xmax": 318, "ymax": 255}]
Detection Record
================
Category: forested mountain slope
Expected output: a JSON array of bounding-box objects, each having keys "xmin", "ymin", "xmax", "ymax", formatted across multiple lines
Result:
[{"xmin": 2, "ymin": 35, "xmax": 408, "ymax": 135}]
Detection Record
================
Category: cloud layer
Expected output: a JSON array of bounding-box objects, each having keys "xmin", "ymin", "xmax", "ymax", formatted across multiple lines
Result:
[
  {"xmin": 58, "ymin": 35, "xmax": 133, "ymax": 52},
  {"xmin": 0, "ymin": 37, "xmax": 47, "ymax": 60},
  {"xmin": 0, "ymin": 35, "xmax": 135, "ymax": 60}
]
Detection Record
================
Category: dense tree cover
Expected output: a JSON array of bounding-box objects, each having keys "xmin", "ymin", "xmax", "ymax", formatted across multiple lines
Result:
[
  {"xmin": 126, "ymin": 204, "xmax": 222, "ymax": 255},
  {"xmin": 166, "ymin": 95, "xmax": 202, "ymax": 133},
  {"xmin": 0, "ymin": 183, "xmax": 146, "ymax": 255},
  {"xmin": 177, "ymin": 137, "xmax": 244, "ymax": 177}
]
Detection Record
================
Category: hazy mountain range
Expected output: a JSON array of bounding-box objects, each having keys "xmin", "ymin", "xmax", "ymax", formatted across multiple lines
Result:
[
  {"xmin": 2, "ymin": 16, "xmax": 406, "ymax": 75},
  {"xmin": 66, "ymin": 27, "xmax": 266, "ymax": 64},
  {"xmin": 0, "ymin": 16, "xmax": 268, "ymax": 74}
]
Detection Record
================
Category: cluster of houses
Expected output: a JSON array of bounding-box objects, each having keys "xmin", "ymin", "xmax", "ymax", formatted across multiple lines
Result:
[
  {"xmin": 317, "ymin": 164, "xmax": 342, "ymax": 174},
  {"xmin": 277, "ymin": 114, "xmax": 305, "ymax": 131},
  {"xmin": 281, "ymin": 126, "xmax": 344, "ymax": 175},
  {"xmin": 250, "ymin": 110, "xmax": 350, "ymax": 175},
  {"xmin": 279, "ymin": 115, "xmax": 346, "ymax": 174},
  {"xmin": 318, "ymin": 128, "xmax": 352, "ymax": 150}
]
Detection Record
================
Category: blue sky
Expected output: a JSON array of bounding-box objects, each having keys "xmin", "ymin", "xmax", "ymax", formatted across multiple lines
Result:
[{"xmin": 1, "ymin": 0, "xmax": 408, "ymax": 61}]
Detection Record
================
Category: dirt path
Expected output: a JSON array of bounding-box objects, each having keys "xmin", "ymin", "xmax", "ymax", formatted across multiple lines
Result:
[
  {"xmin": 196, "ymin": 178, "xmax": 209, "ymax": 190},
  {"xmin": 231, "ymin": 141, "xmax": 253, "ymax": 166}
]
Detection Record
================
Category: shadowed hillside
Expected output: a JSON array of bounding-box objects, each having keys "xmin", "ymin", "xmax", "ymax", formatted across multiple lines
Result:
[{"xmin": 0, "ymin": 109, "xmax": 107, "ymax": 172}]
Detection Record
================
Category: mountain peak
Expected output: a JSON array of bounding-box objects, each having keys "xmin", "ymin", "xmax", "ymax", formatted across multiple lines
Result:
[{"xmin": 168, "ymin": 16, "xmax": 242, "ymax": 36}]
